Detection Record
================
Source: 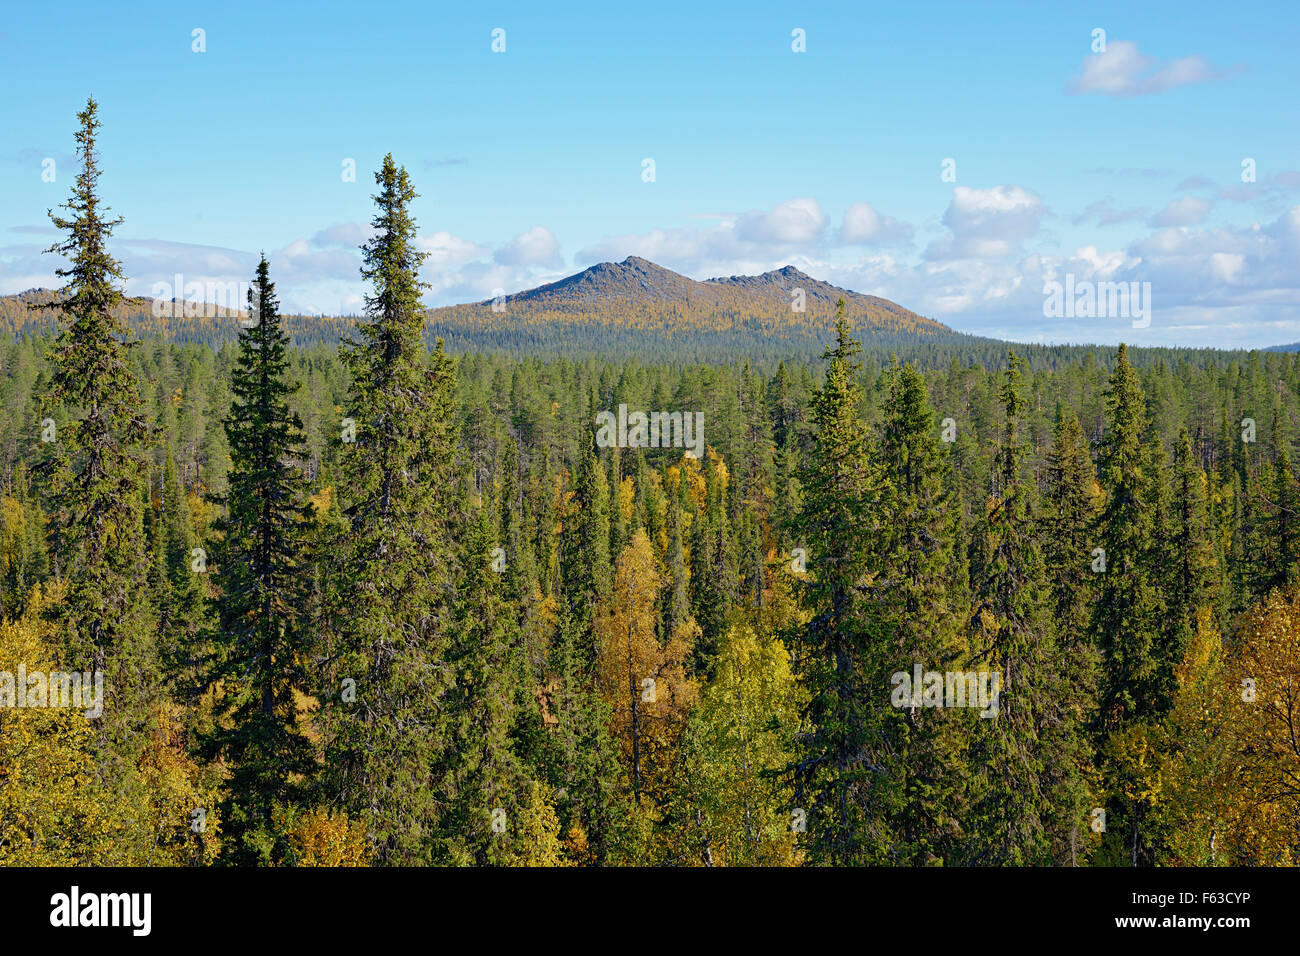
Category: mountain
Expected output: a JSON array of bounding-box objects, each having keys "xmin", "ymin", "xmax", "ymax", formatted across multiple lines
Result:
[
  {"xmin": 0, "ymin": 258, "xmax": 952, "ymax": 357},
  {"xmin": 423, "ymin": 257, "xmax": 952, "ymax": 358},
  {"xmin": 458, "ymin": 256, "xmax": 946, "ymax": 334}
]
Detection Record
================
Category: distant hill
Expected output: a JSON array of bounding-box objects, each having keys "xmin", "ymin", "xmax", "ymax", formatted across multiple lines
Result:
[
  {"xmin": 0, "ymin": 287, "xmax": 350, "ymax": 349},
  {"xmin": 0, "ymin": 258, "xmax": 952, "ymax": 357},
  {"xmin": 0, "ymin": 287, "xmax": 254, "ymax": 345},
  {"xmin": 428, "ymin": 257, "xmax": 951, "ymax": 358},
  {"xmin": 490, "ymin": 256, "xmax": 930, "ymax": 319}
]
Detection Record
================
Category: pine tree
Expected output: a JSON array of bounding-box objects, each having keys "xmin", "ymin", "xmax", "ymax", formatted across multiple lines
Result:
[
  {"xmin": 37, "ymin": 99, "xmax": 158, "ymax": 824},
  {"xmin": 966, "ymin": 352, "xmax": 1085, "ymax": 864},
  {"xmin": 1093, "ymin": 345, "xmax": 1163, "ymax": 729},
  {"xmin": 204, "ymin": 256, "xmax": 315, "ymax": 864},
  {"xmin": 876, "ymin": 357, "xmax": 966, "ymax": 863},
  {"xmin": 38, "ymin": 96, "xmax": 153, "ymax": 676},
  {"xmin": 320, "ymin": 155, "xmax": 462, "ymax": 864},
  {"xmin": 790, "ymin": 303, "xmax": 893, "ymax": 864}
]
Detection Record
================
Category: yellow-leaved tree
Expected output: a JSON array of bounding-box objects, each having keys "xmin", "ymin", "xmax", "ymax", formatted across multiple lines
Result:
[
  {"xmin": 596, "ymin": 529, "xmax": 697, "ymax": 813},
  {"xmin": 1158, "ymin": 591, "xmax": 1300, "ymax": 865},
  {"xmin": 1, "ymin": 582, "xmax": 223, "ymax": 866},
  {"xmin": 670, "ymin": 623, "xmax": 805, "ymax": 866},
  {"xmin": 1223, "ymin": 586, "xmax": 1300, "ymax": 863},
  {"xmin": 0, "ymin": 583, "xmax": 111, "ymax": 864}
]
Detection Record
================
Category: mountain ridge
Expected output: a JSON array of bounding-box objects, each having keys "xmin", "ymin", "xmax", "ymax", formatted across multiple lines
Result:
[
  {"xmin": 470, "ymin": 256, "xmax": 948, "ymax": 334},
  {"xmin": 0, "ymin": 257, "xmax": 951, "ymax": 356}
]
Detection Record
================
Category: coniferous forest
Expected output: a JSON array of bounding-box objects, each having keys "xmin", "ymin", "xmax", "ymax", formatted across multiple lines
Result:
[{"xmin": 5, "ymin": 99, "xmax": 1300, "ymax": 872}]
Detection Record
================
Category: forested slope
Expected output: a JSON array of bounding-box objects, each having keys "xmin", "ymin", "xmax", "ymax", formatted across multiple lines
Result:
[{"xmin": 4, "ymin": 100, "xmax": 1299, "ymax": 868}]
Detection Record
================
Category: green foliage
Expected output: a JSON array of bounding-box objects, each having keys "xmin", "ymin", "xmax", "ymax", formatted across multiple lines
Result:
[
  {"xmin": 203, "ymin": 257, "xmax": 316, "ymax": 865},
  {"xmin": 6, "ymin": 102, "xmax": 1300, "ymax": 869},
  {"xmin": 317, "ymin": 155, "xmax": 463, "ymax": 865}
]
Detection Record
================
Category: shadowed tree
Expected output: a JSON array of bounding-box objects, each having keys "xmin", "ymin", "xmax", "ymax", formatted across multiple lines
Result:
[{"xmin": 203, "ymin": 256, "xmax": 316, "ymax": 865}]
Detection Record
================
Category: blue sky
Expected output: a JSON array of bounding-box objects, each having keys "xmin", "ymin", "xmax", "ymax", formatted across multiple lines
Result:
[{"xmin": 2, "ymin": 0, "xmax": 1298, "ymax": 347}]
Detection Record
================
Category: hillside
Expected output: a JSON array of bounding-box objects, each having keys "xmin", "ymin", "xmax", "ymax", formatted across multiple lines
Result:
[
  {"xmin": 0, "ymin": 258, "xmax": 952, "ymax": 357},
  {"xmin": 429, "ymin": 257, "xmax": 951, "ymax": 355}
]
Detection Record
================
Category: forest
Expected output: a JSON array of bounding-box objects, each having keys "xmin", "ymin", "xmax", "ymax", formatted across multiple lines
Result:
[{"xmin": 1, "ymin": 98, "xmax": 1298, "ymax": 868}]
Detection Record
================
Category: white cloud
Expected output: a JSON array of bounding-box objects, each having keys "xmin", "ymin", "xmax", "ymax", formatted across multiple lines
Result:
[
  {"xmin": 734, "ymin": 198, "xmax": 827, "ymax": 244},
  {"xmin": 493, "ymin": 225, "xmax": 562, "ymax": 268},
  {"xmin": 1073, "ymin": 199, "xmax": 1147, "ymax": 226},
  {"xmin": 925, "ymin": 186, "xmax": 1046, "ymax": 260},
  {"xmin": 310, "ymin": 222, "xmax": 375, "ymax": 248},
  {"xmin": 577, "ymin": 197, "xmax": 910, "ymax": 277},
  {"xmin": 1150, "ymin": 196, "xmax": 1213, "ymax": 227},
  {"xmin": 418, "ymin": 230, "xmax": 488, "ymax": 269},
  {"xmin": 1067, "ymin": 40, "xmax": 1231, "ymax": 97},
  {"xmin": 840, "ymin": 201, "xmax": 912, "ymax": 244}
]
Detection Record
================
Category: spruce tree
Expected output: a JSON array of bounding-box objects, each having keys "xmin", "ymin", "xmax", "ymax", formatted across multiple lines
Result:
[
  {"xmin": 1161, "ymin": 427, "xmax": 1214, "ymax": 698},
  {"xmin": 204, "ymin": 256, "xmax": 315, "ymax": 864},
  {"xmin": 0, "ymin": 464, "xmax": 50, "ymax": 620},
  {"xmin": 39, "ymin": 97, "xmax": 153, "ymax": 675},
  {"xmin": 320, "ymin": 155, "xmax": 462, "ymax": 864},
  {"xmin": 790, "ymin": 302, "xmax": 893, "ymax": 864},
  {"xmin": 38, "ymin": 99, "xmax": 158, "ymax": 819},
  {"xmin": 876, "ymin": 357, "xmax": 966, "ymax": 863},
  {"xmin": 1093, "ymin": 345, "xmax": 1163, "ymax": 728},
  {"xmin": 152, "ymin": 445, "xmax": 209, "ymax": 709},
  {"xmin": 966, "ymin": 352, "xmax": 1083, "ymax": 864},
  {"xmin": 546, "ymin": 590, "xmax": 626, "ymax": 863},
  {"xmin": 560, "ymin": 411, "xmax": 611, "ymax": 665},
  {"xmin": 1043, "ymin": 406, "xmax": 1097, "ymax": 660},
  {"xmin": 434, "ymin": 506, "xmax": 531, "ymax": 864},
  {"xmin": 1092, "ymin": 345, "xmax": 1165, "ymax": 866}
]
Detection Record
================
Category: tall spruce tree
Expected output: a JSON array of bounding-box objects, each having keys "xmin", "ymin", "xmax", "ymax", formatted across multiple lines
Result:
[
  {"xmin": 1092, "ymin": 345, "xmax": 1165, "ymax": 866},
  {"xmin": 966, "ymin": 352, "xmax": 1084, "ymax": 864},
  {"xmin": 1093, "ymin": 345, "xmax": 1163, "ymax": 728},
  {"xmin": 790, "ymin": 303, "xmax": 893, "ymax": 864},
  {"xmin": 876, "ymin": 357, "xmax": 966, "ymax": 863},
  {"xmin": 320, "ymin": 155, "xmax": 462, "ymax": 864},
  {"xmin": 38, "ymin": 99, "xmax": 158, "ymax": 811},
  {"xmin": 204, "ymin": 256, "xmax": 315, "ymax": 864},
  {"xmin": 40, "ymin": 97, "xmax": 153, "ymax": 671}
]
